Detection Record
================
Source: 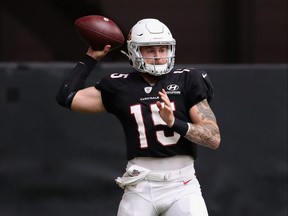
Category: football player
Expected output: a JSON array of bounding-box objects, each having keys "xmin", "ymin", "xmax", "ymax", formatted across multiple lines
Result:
[{"xmin": 57, "ymin": 18, "xmax": 221, "ymax": 216}]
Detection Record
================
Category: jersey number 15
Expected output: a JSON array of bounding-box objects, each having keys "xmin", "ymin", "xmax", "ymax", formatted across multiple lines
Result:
[{"xmin": 130, "ymin": 103, "xmax": 180, "ymax": 148}]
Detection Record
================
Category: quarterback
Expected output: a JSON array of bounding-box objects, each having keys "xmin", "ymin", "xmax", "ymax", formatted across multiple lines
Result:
[{"xmin": 57, "ymin": 18, "xmax": 221, "ymax": 216}]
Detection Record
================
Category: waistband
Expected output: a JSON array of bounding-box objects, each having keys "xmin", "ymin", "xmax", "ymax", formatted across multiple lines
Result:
[
  {"xmin": 127, "ymin": 162, "xmax": 195, "ymax": 181},
  {"xmin": 116, "ymin": 163, "xmax": 195, "ymax": 189},
  {"xmin": 147, "ymin": 165, "xmax": 195, "ymax": 181}
]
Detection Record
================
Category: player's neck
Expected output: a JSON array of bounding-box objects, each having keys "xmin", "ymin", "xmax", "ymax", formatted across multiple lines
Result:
[{"xmin": 140, "ymin": 73, "xmax": 161, "ymax": 86}]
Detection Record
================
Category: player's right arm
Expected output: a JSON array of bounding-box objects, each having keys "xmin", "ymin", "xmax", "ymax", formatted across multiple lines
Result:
[
  {"xmin": 71, "ymin": 86, "xmax": 105, "ymax": 113},
  {"xmin": 56, "ymin": 46, "xmax": 111, "ymax": 113}
]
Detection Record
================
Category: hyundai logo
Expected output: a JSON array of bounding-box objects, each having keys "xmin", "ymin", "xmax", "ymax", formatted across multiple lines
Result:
[{"xmin": 167, "ymin": 84, "xmax": 179, "ymax": 91}]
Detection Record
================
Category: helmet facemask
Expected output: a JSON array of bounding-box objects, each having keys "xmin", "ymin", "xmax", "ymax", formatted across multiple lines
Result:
[{"xmin": 124, "ymin": 19, "xmax": 176, "ymax": 76}]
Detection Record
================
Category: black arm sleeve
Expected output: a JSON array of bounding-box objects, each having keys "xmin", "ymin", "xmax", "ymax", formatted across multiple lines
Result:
[{"xmin": 56, "ymin": 54, "xmax": 97, "ymax": 109}]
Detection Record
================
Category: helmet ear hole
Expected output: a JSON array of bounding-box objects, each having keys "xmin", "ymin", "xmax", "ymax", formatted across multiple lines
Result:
[{"xmin": 127, "ymin": 18, "xmax": 176, "ymax": 76}]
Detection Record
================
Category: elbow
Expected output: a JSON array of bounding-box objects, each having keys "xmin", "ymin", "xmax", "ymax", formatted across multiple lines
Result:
[
  {"xmin": 209, "ymin": 135, "xmax": 221, "ymax": 150},
  {"xmin": 56, "ymin": 94, "xmax": 69, "ymax": 108},
  {"xmin": 56, "ymin": 90, "xmax": 76, "ymax": 109},
  {"xmin": 209, "ymin": 125, "xmax": 221, "ymax": 150},
  {"xmin": 209, "ymin": 141, "xmax": 220, "ymax": 150}
]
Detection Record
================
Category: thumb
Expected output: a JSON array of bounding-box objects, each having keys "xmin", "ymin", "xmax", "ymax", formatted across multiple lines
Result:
[{"xmin": 103, "ymin": 45, "xmax": 111, "ymax": 53}]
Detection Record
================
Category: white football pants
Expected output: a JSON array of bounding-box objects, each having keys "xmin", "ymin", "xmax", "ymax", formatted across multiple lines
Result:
[{"xmin": 116, "ymin": 164, "xmax": 209, "ymax": 216}]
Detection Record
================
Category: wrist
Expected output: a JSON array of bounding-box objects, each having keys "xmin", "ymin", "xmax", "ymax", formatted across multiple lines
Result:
[
  {"xmin": 80, "ymin": 54, "xmax": 98, "ymax": 71},
  {"xmin": 171, "ymin": 118, "xmax": 189, "ymax": 136}
]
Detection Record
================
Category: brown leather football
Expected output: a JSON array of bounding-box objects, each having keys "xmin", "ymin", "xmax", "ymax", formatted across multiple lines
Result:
[{"xmin": 75, "ymin": 15, "xmax": 125, "ymax": 51}]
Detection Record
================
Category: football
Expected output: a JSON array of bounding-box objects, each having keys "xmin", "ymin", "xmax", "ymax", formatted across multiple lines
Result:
[{"xmin": 74, "ymin": 15, "xmax": 125, "ymax": 51}]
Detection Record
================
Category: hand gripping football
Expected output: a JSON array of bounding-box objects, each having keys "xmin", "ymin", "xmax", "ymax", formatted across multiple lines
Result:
[{"xmin": 74, "ymin": 15, "xmax": 125, "ymax": 51}]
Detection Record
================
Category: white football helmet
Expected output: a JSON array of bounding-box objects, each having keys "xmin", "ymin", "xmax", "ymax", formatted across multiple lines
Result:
[{"xmin": 124, "ymin": 18, "xmax": 176, "ymax": 76}]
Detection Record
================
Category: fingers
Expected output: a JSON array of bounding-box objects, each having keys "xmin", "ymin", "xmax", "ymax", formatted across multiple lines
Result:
[
  {"xmin": 157, "ymin": 89, "xmax": 175, "ymax": 127},
  {"xmin": 86, "ymin": 45, "xmax": 111, "ymax": 61},
  {"xmin": 158, "ymin": 89, "xmax": 171, "ymax": 107},
  {"xmin": 158, "ymin": 89, "xmax": 174, "ymax": 112},
  {"xmin": 156, "ymin": 101, "xmax": 163, "ymax": 110}
]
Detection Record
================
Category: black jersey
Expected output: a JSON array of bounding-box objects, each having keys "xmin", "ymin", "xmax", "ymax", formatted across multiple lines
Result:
[{"xmin": 95, "ymin": 68, "xmax": 214, "ymax": 160}]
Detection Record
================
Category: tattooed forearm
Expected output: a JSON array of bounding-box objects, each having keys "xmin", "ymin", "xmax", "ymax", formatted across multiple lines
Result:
[
  {"xmin": 184, "ymin": 100, "xmax": 221, "ymax": 149},
  {"xmin": 185, "ymin": 122, "xmax": 220, "ymax": 149}
]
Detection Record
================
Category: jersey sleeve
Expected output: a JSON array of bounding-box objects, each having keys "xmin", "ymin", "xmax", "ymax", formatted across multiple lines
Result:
[
  {"xmin": 184, "ymin": 69, "xmax": 214, "ymax": 108},
  {"xmin": 95, "ymin": 73, "xmax": 131, "ymax": 114}
]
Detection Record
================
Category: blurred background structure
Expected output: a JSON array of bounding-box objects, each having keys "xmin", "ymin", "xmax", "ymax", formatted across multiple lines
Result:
[
  {"xmin": 1, "ymin": 0, "xmax": 287, "ymax": 63},
  {"xmin": 0, "ymin": 0, "xmax": 287, "ymax": 216}
]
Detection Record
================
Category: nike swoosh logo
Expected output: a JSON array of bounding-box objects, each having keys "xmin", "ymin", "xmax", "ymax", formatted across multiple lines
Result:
[
  {"xmin": 202, "ymin": 73, "xmax": 207, "ymax": 78},
  {"xmin": 183, "ymin": 179, "xmax": 192, "ymax": 185}
]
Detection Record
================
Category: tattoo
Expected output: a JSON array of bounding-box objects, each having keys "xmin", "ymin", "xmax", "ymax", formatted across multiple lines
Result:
[
  {"xmin": 184, "ymin": 100, "xmax": 220, "ymax": 149},
  {"xmin": 196, "ymin": 100, "xmax": 216, "ymax": 121}
]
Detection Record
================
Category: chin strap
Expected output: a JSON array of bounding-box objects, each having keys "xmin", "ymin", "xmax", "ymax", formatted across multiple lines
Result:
[
  {"xmin": 120, "ymin": 50, "xmax": 129, "ymax": 58},
  {"xmin": 121, "ymin": 50, "xmax": 133, "ymax": 65}
]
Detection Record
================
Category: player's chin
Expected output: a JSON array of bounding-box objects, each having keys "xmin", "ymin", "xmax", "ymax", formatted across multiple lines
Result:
[{"xmin": 155, "ymin": 60, "xmax": 168, "ymax": 64}]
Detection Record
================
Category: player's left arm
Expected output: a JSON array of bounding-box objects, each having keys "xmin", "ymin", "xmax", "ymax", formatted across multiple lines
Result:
[
  {"xmin": 157, "ymin": 89, "xmax": 220, "ymax": 149},
  {"xmin": 185, "ymin": 99, "xmax": 221, "ymax": 149}
]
